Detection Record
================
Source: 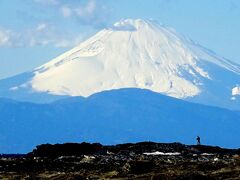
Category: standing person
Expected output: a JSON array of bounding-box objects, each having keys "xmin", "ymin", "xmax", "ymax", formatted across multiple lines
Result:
[{"xmin": 196, "ymin": 136, "xmax": 201, "ymax": 145}]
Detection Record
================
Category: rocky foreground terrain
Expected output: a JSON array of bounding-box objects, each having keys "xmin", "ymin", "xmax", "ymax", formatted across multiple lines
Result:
[{"xmin": 1, "ymin": 142, "xmax": 240, "ymax": 179}]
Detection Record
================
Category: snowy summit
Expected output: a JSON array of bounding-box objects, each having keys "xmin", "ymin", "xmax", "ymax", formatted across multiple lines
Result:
[{"xmin": 1, "ymin": 19, "xmax": 240, "ymax": 109}]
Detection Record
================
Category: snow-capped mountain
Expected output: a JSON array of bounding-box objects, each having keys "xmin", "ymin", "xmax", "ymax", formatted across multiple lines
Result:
[{"xmin": 0, "ymin": 19, "xmax": 240, "ymax": 109}]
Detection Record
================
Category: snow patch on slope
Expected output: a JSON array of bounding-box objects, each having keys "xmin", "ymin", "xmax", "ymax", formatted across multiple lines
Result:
[{"xmin": 232, "ymin": 86, "xmax": 240, "ymax": 96}]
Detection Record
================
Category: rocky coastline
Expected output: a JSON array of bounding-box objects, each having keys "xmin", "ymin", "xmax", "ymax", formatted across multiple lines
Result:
[{"xmin": 1, "ymin": 142, "xmax": 240, "ymax": 179}]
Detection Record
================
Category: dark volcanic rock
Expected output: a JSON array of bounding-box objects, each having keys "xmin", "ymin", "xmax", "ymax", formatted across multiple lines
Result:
[
  {"xmin": 1, "ymin": 142, "xmax": 240, "ymax": 179},
  {"xmin": 122, "ymin": 160, "xmax": 155, "ymax": 174},
  {"xmin": 27, "ymin": 141, "xmax": 239, "ymax": 158},
  {"xmin": 28, "ymin": 142, "xmax": 103, "ymax": 157}
]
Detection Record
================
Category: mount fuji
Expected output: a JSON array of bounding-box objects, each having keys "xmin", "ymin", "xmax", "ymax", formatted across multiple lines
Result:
[
  {"xmin": 0, "ymin": 19, "xmax": 240, "ymax": 109},
  {"xmin": 1, "ymin": 19, "xmax": 240, "ymax": 153}
]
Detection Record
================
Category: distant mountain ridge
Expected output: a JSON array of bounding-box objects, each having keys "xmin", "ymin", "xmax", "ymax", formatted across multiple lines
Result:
[{"xmin": 1, "ymin": 88, "xmax": 240, "ymax": 153}]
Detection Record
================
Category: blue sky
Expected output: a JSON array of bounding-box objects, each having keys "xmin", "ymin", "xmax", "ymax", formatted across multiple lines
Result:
[{"xmin": 0, "ymin": 0, "xmax": 240, "ymax": 79}]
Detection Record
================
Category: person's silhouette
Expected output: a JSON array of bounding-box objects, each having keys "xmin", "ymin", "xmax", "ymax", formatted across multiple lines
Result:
[{"xmin": 196, "ymin": 136, "xmax": 201, "ymax": 145}]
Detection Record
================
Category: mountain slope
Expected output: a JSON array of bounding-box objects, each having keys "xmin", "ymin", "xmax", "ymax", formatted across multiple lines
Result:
[
  {"xmin": 1, "ymin": 88, "xmax": 240, "ymax": 153},
  {"xmin": 0, "ymin": 72, "xmax": 68, "ymax": 103},
  {"xmin": 0, "ymin": 19, "xmax": 239, "ymax": 109}
]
